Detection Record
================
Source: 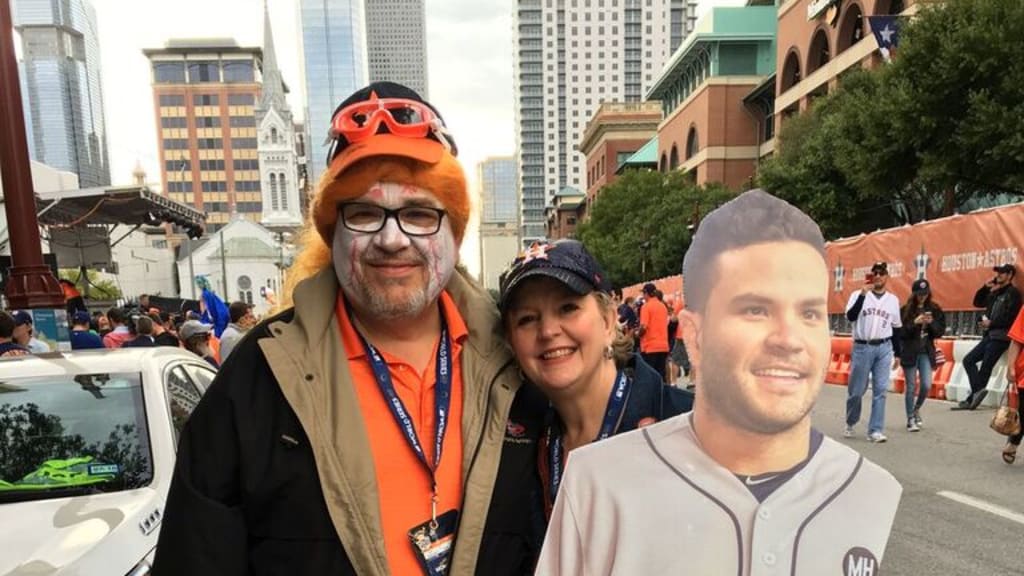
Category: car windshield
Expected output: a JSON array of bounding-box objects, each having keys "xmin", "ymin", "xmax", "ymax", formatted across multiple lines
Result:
[{"xmin": 0, "ymin": 372, "xmax": 153, "ymax": 504}]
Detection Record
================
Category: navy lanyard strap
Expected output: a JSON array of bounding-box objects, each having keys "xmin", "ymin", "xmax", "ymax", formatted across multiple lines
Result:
[
  {"xmin": 546, "ymin": 370, "xmax": 631, "ymax": 505},
  {"xmin": 351, "ymin": 304, "xmax": 452, "ymax": 494}
]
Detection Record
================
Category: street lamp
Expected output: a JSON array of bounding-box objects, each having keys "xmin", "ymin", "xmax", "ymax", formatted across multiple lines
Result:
[
  {"xmin": 275, "ymin": 231, "xmax": 292, "ymax": 298},
  {"xmin": 640, "ymin": 240, "xmax": 652, "ymax": 278}
]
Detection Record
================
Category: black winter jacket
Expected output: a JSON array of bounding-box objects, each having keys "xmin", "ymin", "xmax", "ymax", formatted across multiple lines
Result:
[
  {"xmin": 899, "ymin": 301, "xmax": 946, "ymax": 367},
  {"xmin": 152, "ymin": 269, "xmax": 544, "ymax": 576}
]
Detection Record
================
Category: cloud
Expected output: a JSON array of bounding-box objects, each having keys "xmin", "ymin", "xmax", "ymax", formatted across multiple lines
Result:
[{"xmin": 428, "ymin": 0, "xmax": 510, "ymax": 24}]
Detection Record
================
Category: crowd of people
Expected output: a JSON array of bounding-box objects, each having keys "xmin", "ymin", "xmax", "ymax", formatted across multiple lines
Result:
[
  {"xmin": 840, "ymin": 258, "xmax": 1024, "ymax": 464},
  {"xmin": 0, "ymin": 298, "xmax": 258, "ymax": 369}
]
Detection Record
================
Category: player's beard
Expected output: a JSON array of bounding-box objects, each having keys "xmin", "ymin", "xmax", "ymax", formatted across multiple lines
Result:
[{"xmin": 698, "ymin": 343, "xmax": 820, "ymax": 436}]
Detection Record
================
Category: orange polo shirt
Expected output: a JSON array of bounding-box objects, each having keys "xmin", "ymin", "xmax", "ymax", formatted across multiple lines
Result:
[
  {"xmin": 640, "ymin": 298, "xmax": 670, "ymax": 353},
  {"xmin": 335, "ymin": 292, "xmax": 466, "ymax": 576}
]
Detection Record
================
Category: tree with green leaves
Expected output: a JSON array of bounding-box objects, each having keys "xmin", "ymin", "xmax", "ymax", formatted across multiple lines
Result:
[
  {"xmin": 759, "ymin": 0, "xmax": 1024, "ymax": 238},
  {"xmin": 576, "ymin": 170, "xmax": 735, "ymax": 287}
]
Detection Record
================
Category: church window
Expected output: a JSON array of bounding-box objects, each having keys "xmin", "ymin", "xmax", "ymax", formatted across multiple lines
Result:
[{"xmin": 270, "ymin": 173, "xmax": 279, "ymax": 211}]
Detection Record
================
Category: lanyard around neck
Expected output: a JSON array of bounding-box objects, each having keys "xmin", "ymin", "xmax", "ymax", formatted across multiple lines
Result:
[
  {"xmin": 349, "ymin": 302, "xmax": 453, "ymax": 524},
  {"xmin": 545, "ymin": 370, "xmax": 630, "ymax": 507}
]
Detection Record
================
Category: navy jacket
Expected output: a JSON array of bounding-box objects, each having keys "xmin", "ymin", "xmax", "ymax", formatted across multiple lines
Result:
[{"xmin": 620, "ymin": 353, "xmax": 694, "ymax": 429}]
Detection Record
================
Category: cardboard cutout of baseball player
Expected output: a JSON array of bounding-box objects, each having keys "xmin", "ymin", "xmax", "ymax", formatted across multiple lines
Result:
[{"xmin": 536, "ymin": 189, "xmax": 902, "ymax": 576}]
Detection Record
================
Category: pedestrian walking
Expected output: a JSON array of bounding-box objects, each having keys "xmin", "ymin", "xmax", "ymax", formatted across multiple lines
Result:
[
  {"xmin": 844, "ymin": 262, "xmax": 902, "ymax": 443},
  {"xmin": 899, "ymin": 279, "xmax": 946, "ymax": 432}
]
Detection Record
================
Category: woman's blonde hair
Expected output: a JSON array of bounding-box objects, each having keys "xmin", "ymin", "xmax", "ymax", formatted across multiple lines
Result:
[{"xmin": 593, "ymin": 292, "xmax": 634, "ymax": 368}]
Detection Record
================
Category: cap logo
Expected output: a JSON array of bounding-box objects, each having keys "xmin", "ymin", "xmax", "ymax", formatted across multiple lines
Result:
[{"xmin": 519, "ymin": 242, "xmax": 553, "ymax": 265}]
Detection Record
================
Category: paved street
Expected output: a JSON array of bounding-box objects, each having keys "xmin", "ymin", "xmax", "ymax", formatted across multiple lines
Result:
[{"xmin": 813, "ymin": 385, "xmax": 1023, "ymax": 576}]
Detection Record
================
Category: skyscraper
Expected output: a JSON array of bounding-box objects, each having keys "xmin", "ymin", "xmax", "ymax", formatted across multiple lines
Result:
[
  {"xmin": 513, "ymin": 0, "xmax": 676, "ymax": 244},
  {"xmin": 479, "ymin": 156, "xmax": 519, "ymax": 225},
  {"xmin": 144, "ymin": 39, "xmax": 263, "ymax": 232},
  {"xmin": 364, "ymin": 0, "xmax": 428, "ymax": 97},
  {"xmin": 297, "ymin": 0, "xmax": 368, "ymax": 186},
  {"xmin": 477, "ymin": 157, "xmax": 520, "ymax": 291},
  {"xmin": 12, "ymin": 0, "xmax": 110, "ymax": 187}
]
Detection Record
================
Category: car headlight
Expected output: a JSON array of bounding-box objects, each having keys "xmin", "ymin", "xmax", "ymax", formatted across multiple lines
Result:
[{"xmin": 126, "ymin": 548, "xmax": 157, "ymax": 576}]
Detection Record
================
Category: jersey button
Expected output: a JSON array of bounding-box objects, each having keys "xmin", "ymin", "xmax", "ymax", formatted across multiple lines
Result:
[
  {"xmin": 763, "ymin": 552, "xmax": 776, "ymax": 566},
  {"xmin": 758, "ymin": 508, "xmax": 771, "ymax": 520}
]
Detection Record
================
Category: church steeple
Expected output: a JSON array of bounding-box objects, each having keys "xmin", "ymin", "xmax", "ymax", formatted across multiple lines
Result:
[{"xmin": 259, "ymin": 0, "xmax": 288, "ymax": 112}]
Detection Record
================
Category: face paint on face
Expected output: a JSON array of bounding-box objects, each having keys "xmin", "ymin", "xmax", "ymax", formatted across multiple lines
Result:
[{"xmin": 333, "ymin": 181, "xmax": 458, "ymax": 319}]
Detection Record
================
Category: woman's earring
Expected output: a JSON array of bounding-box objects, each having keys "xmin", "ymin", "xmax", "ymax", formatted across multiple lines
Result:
[{"xmin": 604, "ymin": 343, "xmax": 614, "ymax": 359}]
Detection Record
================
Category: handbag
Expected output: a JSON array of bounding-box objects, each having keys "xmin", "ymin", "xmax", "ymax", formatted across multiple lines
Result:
[{"xmin": 990, "ymin": 383, "xmax": 1021, "ymax": 436}]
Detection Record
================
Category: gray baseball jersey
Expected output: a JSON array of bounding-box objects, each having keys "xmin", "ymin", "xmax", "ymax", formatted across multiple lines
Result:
[
  {"xmin": 536, "ymin": 413, "xmax": 902, "ymax": 576},
  {"xmin": 846, "ymin": 290, "xmax": 902, "ymax": 341}
]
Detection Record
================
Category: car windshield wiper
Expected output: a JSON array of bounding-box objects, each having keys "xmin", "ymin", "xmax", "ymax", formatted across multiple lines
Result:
[{"xmin": 0, "ymin": 482, "xmax": 108, "ymax": 504}]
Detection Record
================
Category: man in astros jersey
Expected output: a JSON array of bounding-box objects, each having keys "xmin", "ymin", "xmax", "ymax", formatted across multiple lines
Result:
[{"xmin": 844, "ymin": 261, "xmax": 903, "ymax": 443}]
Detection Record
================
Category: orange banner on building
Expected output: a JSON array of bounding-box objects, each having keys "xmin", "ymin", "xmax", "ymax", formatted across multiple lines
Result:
[
  {"xmin": 827, "ymin": 203, "xmax": 1024, "ymax": 313},
  {"xmin": 622, "ymin": 202, "xmax": 1024, "ymax": 313}
]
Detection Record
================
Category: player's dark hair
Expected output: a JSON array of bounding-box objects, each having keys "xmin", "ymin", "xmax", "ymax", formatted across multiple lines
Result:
[{"xmin": 683, "ymin": 189, "xmax": 825, "ymax": 313}]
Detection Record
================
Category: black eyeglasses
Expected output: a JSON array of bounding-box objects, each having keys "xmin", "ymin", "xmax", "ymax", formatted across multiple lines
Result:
[{"xmin": 338, "ymin": 202, "xmax": 447, "ymax": 236}]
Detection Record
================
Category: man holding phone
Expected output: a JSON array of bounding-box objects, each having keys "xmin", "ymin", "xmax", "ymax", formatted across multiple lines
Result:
[
  {"xmin": 844, "ymin": 262, "xmax": 903, "ymax": 442},
  {"xmin": 954, "ymin": 264, "xmax": 1022, "ymax": 410}
]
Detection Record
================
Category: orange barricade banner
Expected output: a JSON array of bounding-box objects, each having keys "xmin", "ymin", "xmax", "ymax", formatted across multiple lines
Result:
[
  {"xmin": 623, "ymin": 202, "xmax": 1024, "ymax": 313},
  {"xmin": 827, "ymin": 203, "xmax": 1024, "ymax": 313}
]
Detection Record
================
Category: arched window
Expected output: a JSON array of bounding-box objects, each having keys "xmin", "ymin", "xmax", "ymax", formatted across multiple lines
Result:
[
  {"xmin": 270, "ymin": 127, "xmax": 278, "ymax": 144},
  {"xmin": 238, "ymin": 275, "xmax": 253, "ymax": 303},
  {"xmin": 781, "ymin": 50, "xmax": 802, "ymax": 92},
  {"xmin": 686, "ymin": 126, "xmax": 699, "ymax": 160},
  {"xmin": 807, "ymin": 30, "xmax": 831, "ymax": 75},
  {"xmin": 877, "ymin": 0, "xmax": 904, "ymax": 15},
  {"xmin": 269, "ymin": 173, "xmax": 279, "ymax": 211},
  {"xmin": 837, "ymin": 3, "xmax": 865, "ymax": 54},
  {"xmin": 669, "ymin": 145, "xmax": 679, "ymax": 171},
  {"xmin": 279, "ymin": 173, "xmax": 288, "ymax": 210},
  {"xmin": 659, "ymin": 153, "xmax": 668, "ymax": 173}
]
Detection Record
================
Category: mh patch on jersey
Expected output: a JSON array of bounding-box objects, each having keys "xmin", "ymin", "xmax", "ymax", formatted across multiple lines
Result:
[{"xmin": 842, "ymin": 547, "xmax": 879, "ymax": 576}]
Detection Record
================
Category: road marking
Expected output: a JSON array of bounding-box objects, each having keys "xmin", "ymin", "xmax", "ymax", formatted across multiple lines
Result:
[{"xmin": 937, "ymin": 491, "xmax": 1024, "ymax": 526}]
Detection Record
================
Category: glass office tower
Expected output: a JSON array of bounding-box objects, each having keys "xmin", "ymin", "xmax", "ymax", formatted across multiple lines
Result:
[
  {"xmin": 297, "ymin": 0, "xmax": 367, "ymax": 186},
  {"xmin": 13, "ymin": 0, "xmax": 110, "ymax": 187}
]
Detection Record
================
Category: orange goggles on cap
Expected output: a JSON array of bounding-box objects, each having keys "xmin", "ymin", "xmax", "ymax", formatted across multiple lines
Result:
[{"xmin": 326, "ymin": 98, "xmax": 454, "ymax": 166}]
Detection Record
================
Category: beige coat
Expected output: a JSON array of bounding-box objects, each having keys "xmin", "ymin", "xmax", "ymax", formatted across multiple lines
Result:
[{"xmin": 258, "ymin": 266, "xmax": 523, "ymax": 575}]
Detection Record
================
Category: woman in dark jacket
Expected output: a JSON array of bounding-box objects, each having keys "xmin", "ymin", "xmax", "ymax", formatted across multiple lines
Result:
[
  {"xmin": 497, "ymin": 239, "xmax": 693, "ymax": 520},
  {"xmin": 900, "ymin": 279, "xmax": 946, "ymax": 432}
]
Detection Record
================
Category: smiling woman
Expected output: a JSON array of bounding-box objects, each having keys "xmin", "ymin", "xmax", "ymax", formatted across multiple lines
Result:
[{"xmin": 497, "ymin": 239, "xmax": 693, "ymax": 519}]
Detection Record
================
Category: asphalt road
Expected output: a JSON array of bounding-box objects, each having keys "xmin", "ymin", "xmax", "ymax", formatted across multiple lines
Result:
[{"xmin": 813, "ymin": 385, "xmax": 1024, "ymax": 576}]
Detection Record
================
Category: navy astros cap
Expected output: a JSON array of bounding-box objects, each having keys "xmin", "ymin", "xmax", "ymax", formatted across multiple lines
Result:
[
  {"xmin": 912, "ymin": 278, "xmax": 931, "ymax": 295},
  {"xmin": 871, "ymin": 261, "xmax": 888, "ymax": 274},
  {"xmin": 499, "ymin": 239, "xmax": 612, "ymax": 312}
]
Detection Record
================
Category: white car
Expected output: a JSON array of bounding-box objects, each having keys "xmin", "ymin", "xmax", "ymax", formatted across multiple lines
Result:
[{"xmin": 0, "ymin": 347, "xmax": 217, "ymax": 575}]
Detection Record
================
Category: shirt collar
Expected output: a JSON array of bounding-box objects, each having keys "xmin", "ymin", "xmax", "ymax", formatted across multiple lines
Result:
[{"xmin": 335, "ymin": 291, "xmax": 469, "ymax": 361}]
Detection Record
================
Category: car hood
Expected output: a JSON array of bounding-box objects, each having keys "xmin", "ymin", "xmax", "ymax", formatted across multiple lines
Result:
[{"xmin": 0, "ymin": 487, "xmax": 161, "ymax": 575}]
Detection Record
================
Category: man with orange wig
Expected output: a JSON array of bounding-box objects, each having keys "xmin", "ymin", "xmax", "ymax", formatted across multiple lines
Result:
[{"xmin": 154, "ymin": 82, "xmax": 543, "ymax": 576}]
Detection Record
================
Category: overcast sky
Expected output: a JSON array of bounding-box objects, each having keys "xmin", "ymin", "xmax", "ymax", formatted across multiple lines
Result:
[{"xmin": 86, "ymin": 0, "xmax": 731, "ymax": 273}]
